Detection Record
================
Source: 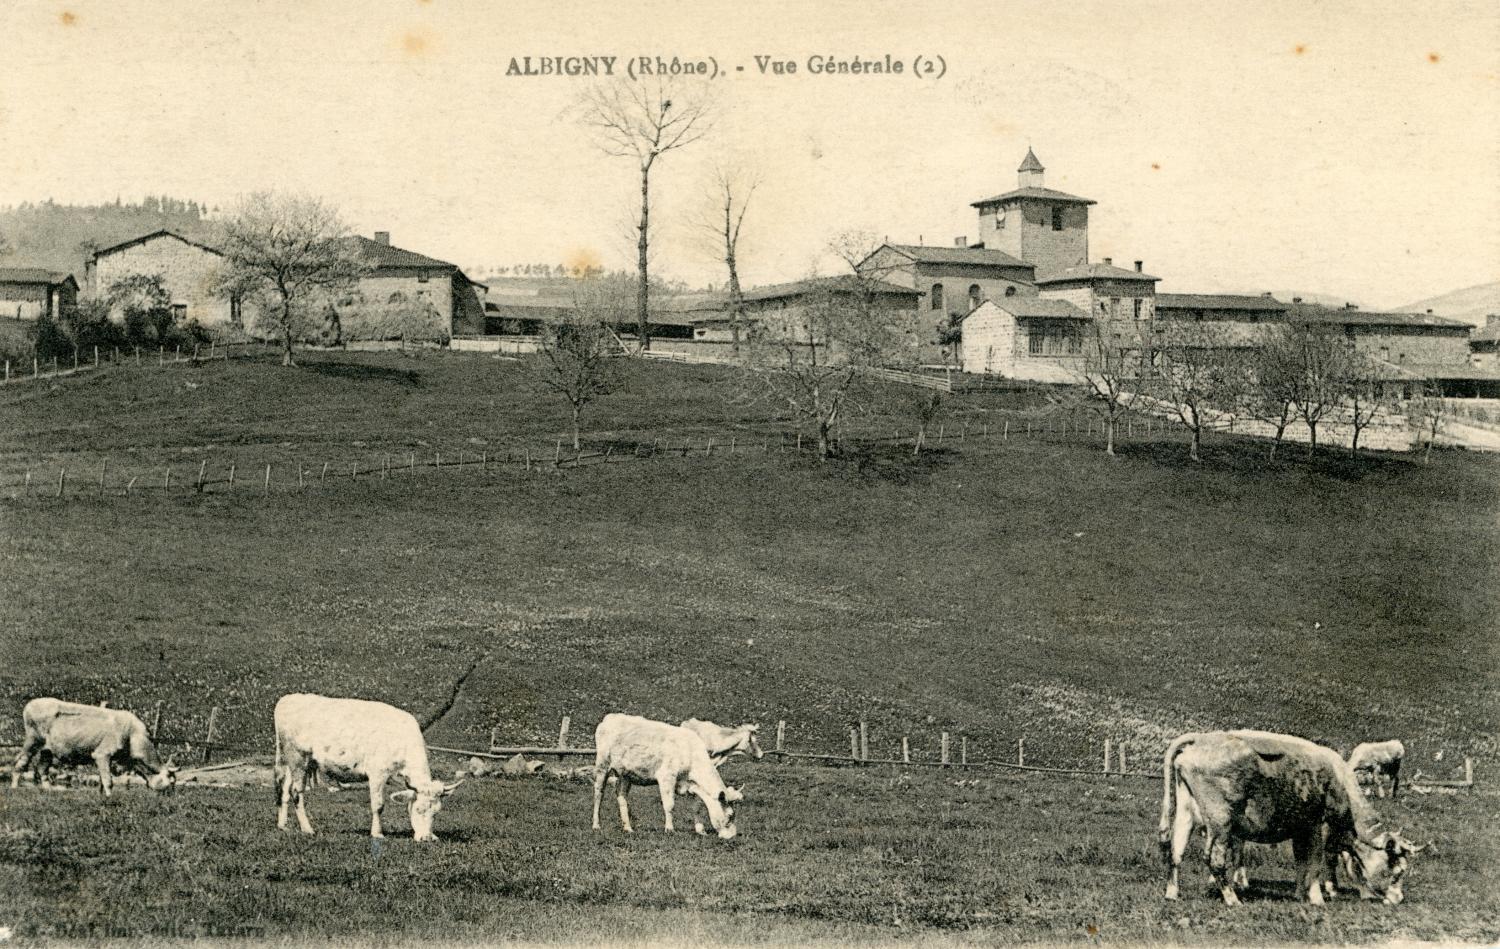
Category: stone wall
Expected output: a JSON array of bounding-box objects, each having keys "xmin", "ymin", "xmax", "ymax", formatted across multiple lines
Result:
[{"xmin": 91, "ymin": 236, "xmax": 236, "ymax": 329}]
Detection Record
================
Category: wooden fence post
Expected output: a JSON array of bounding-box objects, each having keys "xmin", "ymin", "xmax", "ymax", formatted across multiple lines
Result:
[
  {"xmin": 263, "ymin": 464, "xmax": 271, "ymax": 495},
  {"xmin": 796, "ymin": 432, "xmax": 802, "ymax": 452},
  {"xmin": 150, "ymin": 701, "xmax": 164, "ymax": 739},
  {"xmin": 558, "ymin": 715, "xmax": 571, "ymax": 749},
  {"xmin": 1119, "ymin": 743, "xmax": 1128, "ymax": 774},
  {"xmin": 164, "ymin": 467, "xmax": 172, "ymax": 490},
  {"xmin": 1103, "ymin": 737, "xmax": 1111, "ymax": 773},
  {"xmin": 202, "ymin": 706, "xmax": 220, "ymax": 764},
  {"xmin": 435, "ymin": 452, "xmax": 442, "ymax": 469},
  {"xmin": 1017, "ymin": 737, "xmax": 1026, "ymax": 767},
  {"xmin": 55, "ymin": 468, "xmax": 66, "ymax": 498},
  {"xmin": 23, "ymin": 471, "xmax": 31, "ymax": 495},
  {"xmin": 298, "ymin": 466, "xmax": 305, "ymax": 491},
  {"xmin": 849, "ymin": 728, "xmax": 859, "ymax": 761},
  {"xmin": 902, "ymin": 736, "xmax": 910, "ymax": 764},
  {"xmin": 410, "ymin": 452, "xmax": 416, "ymax": 475},
  {"xmin": 125, "ymin": 476, "xmax": 137, "ymax": 496},
  {"xmin": 775, "ymin": 720, "xmax": 786, "ymax": 753},
  {"xmin": 351, "ymin": 461, "xmax": 358, "ymax": 480},
  {"xmin": 961, "ymin": 736, "xmax": 968, "ymax": 765},
  {"xmin": 93, "ymin": 345, "xmax": 99, "ymax": 368},
  {"xmin": 196, "ymin": 460, "xmax": 207, "ymax": 491},
  {"xmin": 99, "ymin": 458, "xmax": 107, "ymax": 489},
  {"xmin": 941, "ymin": 732, "xmax": 950, "ymax": 765},
  {"xmin": 524, "ymin": 448, "xmax": 532, "ymax": 472},
  {"xmin": 1003, "ymin": 420, "xmax": 1009, "ymax": 440},
  {"xmin": 489, "ymin": 726, "xmax": 500, "ymax": 753},
  {"xmin": 859, "ymin": 720, "xmax": 869, "ymax": 761},
  {"xmin": 227, "ymin": 463, "xmax": 236, "ymax": 486},
  {"xmin": 1465, "ymin": 757, "xmax": 1474, "ymax": 786},
  {"xmin": 320, "ymin": 462, "xmax": 329, "ymax": 482}
]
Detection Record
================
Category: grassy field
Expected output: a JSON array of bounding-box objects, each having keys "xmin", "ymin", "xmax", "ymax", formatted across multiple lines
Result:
[{"xmin": 1, "ymin": 351, "xmax": 1497, "ymax": 944}]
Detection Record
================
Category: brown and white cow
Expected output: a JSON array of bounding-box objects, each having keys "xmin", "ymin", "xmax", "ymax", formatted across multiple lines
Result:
[
  {"xmin": 592, "ymin": 713, "xmax": 742, "ymax": 839},
  {"xmin": 1348, "ymin": 740, "xmax": 1405, "ymax": 799},
  {"xmin": 679, "ymin": 719, "xmax": 764, "ymax": 765},
  {"xmin": 274, "ymin": 693, "xmax": 462, "ymax": 842},
  {"xmin": 1159, "ymin": 730, "xmax": 1421, "ymax": 906},
  {"xmin": 10, "ymin": 698, "xmax": 177, "ymax": 796}
]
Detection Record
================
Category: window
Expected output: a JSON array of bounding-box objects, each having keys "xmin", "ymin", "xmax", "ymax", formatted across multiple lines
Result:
[
  {"xmin": 1028, "ymin": 324, "xmax": 1044, "ymax": 355},
  {"xmin": 968, "ymin": 284, "xmax": 982, "ymax": 310},
  {"xmin": 170, "ymin": 303, "xmax": 187, "ymax": 323},
  {"xmin": 1110, "ymin": 298, "xmax": 1121, "ymax": 318},
  {"xmin": 1133, "ymin": 299, "xmax": 1142, "ymax": 321},
  {"xmin": 1379, "ymin": 346, "xmax": 1390, "ymax": 362},
  {"xmin": 229, "ymin": 295, "xmax": 242, "ymax": 327},
  {"xmin": 418, "ymin": 271, "xmax": 430, "ymax": 283},
  {"xmin": 1051, "ymin": 206, "xmax": 1064, "ymax": 231},
  {"xmin": 995, "ymin": 207, "xmax": 1006, "ymax": 230},
  {"xmin": 1005, "ymin": 286, "xmax": 1017, "ymax": 297},
  {"xmin": 1067, "ymin": 328, "xmax": 1082, "ymax": 354},
  {"xmin": 930, "ymin": 284, "xmax": 943, "ymax": 311},
  {"xmin": 388, "ymin": 291, "xmax": 408, "ymax": 304}
]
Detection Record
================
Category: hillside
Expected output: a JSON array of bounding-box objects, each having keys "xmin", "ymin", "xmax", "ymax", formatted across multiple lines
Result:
[
  {"xmin": 0, "ymin": 197, "xmax": 214, "ymax": 280},
  {"xmin": 1399, "ymin": 281, "xmax": 1500, "ymax": 329}
]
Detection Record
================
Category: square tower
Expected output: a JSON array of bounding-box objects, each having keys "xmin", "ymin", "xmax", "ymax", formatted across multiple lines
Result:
[{"xmin": 971, "ymin": 149, "xmax": 1094, "ymax": 279}]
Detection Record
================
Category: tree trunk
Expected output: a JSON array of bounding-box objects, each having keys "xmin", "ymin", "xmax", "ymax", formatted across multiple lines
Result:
[
  {"xmin": 727, "ymin": 253, "xmax": 744, "ymax": 357},
  {"xmin": 817, "ymin": 420, "xmax": 831, "ymax": 461},
  {"xmin": 281, "ymin": 300, "xmax": 296, "ymax": 367},
  {"xmin": 1104, "ymin": 413, "xmax": 1116, "ymax": 456},
  {"xmin": 1190, "ymin": 425, "xmax": 1201, "ymax": 462},
  {"xmin": 571, "ymin": 402, "xmax": 582, "ymax": 452},
  {"xmin": 1306, "ymin": 420, "xmax": 1318, "ymax": 457},
  {"xmin": 636, "ymin": 162, "xmax": 652, "ymax": 352},
  {"xmin": 1270, "ymin": 423, "xmax": 1285, "ymax": 461}
]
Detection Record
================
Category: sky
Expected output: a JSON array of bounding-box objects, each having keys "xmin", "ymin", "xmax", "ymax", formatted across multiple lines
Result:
[{"xmin": 2, "ymin": 0, "xmax": 1497, "ymax": 310}]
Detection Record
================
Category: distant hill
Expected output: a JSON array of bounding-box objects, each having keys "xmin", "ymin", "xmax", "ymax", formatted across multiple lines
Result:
[
  {"xmin": 0, "ymin": 197, "xmax": 216, "ymax": 286},
  {"xmin": 1397, "ymin": 282, "xmax": 1500, "ymax": 329}
]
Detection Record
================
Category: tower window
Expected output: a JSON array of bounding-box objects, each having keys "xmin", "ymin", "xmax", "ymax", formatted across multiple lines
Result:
[
  {"xmin": 1051, "ymin": 206, "xmax": 1064, "ymax": 231},
  {"xmin": 1005, "ymin": 286, "xmax": 1017, "ymax": 297},
  {"xmin": 930, "ymin": 284, "xmax": 943, "ymax": 311},
  {"xmin": 968, "ymin": 284, "xmax": 982, "ymax": 310}
]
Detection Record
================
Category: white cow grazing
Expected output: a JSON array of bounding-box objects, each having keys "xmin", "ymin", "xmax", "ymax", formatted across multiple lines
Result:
[
  {"xmin": 592, "ymin": 713, "xmax": 742, "ymax": 839},
  {"xmin": 1348, "ymin": 740, "xmax": 1405, "ymax": 798},
  {"xmin": 679, "ymin": 719, "xmax": 764, "ymax": 765},
  {"xmin": 11, "ymin": 698, "xmax": 177, "ymax": 796},
  {"xmin": 273, "ymin": 694, "xmax": 462, "ymax": 842}
]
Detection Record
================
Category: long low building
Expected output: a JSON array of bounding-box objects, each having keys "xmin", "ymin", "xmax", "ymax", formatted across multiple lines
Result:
[{"xmin": 0, "ymin": 268, "xmax": 79, "ymax": 321}]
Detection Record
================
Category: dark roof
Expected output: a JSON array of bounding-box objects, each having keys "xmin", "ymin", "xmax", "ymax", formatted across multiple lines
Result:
[
  {"xmin": 0, "ymin": 268, "xmax": 76, "ymax": 287},
  {"xmin": 970, "ymin": 186, "xmax": 1096, "ymax": 208},
  {"xmin": 342, "ymin": 235, "xmax": 459, "ymax": 272},
  {"xmin": 1036, "ymin": 262, "xmax": 1161, "ymax": 284},
  {"xmin": 880, "ymin": 244, "xmax": 1033, "ymax": 269},
  {"xmin": 969, "ymin": 297, "xmax": 1086, "ymax": 320},
  {"xmin": 740, "ymin": 275, "xmax": 919, "ymax": 304},
  {"xmin": 1471, "ymin": 321, "xmax": 1500, "ymax": 343},
  {"xmin": 1156, "ymin": 293, "xmax": 1288, "ymax": 313},
  {"xmin": 91, "ymin": 229, "xmax": 223, "ymax": 260},
  {"xmin": 1288, "ymin": 303, "xmax": 1472, "ymax": 330},
  {"xmin": 484, "ymin": 295, "xmax": 701, "ymax": 327},
  {"xmin": 1018, "ymin": 148, "xmax": 1045, "ymax": 173}
]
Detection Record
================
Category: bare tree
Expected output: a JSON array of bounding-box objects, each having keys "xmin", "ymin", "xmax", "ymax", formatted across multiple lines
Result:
[
  {"xmin": 1075, "ymin": 318, "xmax": 1138, "ymax": 456},
  {"xmin": 215, "ymin": 192, "xmax": 367, "ymax": 366},
  {"xmin": 1344, "ymin": 353, "xmax": 1388, "ymax": 457},
  {"xmin": 1246, "ymin": 327, "xmax": 1302, "ymax": 461},
  {"xmin": 531, "ymin": 278, "xmax": 627, "ymax": 450},
  {"xmin": 743, "ymin": 233, "xmax": 918, "ymax": 460},
  {"xmin": 1285, "ymin": 324, "xmax": 1356, "ymax": 455},
  {"xmin": 578, "ymin": 79, "xmax": 713, "ymax": 351},
  {"xmin": 1406, "ymin": 378, "xmax": 1446, "ymax": 464},
  {"xmin": 696, "ymin": 163, "xmax": 759, "ymax": 356},
  {"xmin": 1150, "ymin": 321, "xmax": 1244, "ymax": 462}
]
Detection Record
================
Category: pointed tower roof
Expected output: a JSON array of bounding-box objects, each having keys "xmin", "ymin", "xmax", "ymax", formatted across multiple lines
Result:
[{"xmin": 1017, "ymin": 148, "xmax": 1045, "ymax": 173}]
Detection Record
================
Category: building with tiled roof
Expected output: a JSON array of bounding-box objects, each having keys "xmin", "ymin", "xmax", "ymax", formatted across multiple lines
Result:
[
  {"xmin": 1284, "ymin": 302, "xmax": 1473, "ymax": 372},
  {"xmin": 0, "ymin": 268, "xmax": 78, "ymax": 321}
]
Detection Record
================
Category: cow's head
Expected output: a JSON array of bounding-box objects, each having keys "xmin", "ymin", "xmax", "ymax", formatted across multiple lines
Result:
[
  {"xmin": 693, "ymin": 784, "xmax": 744, "ymax": 840},
  {"xmin": 1341, "ymin": 830, "xmax": 1423, "ymax": 905},
  {"xmin": 390, "ymin": 778, "xmax": 464, "ymax": 842},
  {"xmin": 146, "ymin": 758, "xmax": 178, "ymax": 793},
  {"xmin": 742, "ymin": 725, "xmax": 764, "ymax": 760}
]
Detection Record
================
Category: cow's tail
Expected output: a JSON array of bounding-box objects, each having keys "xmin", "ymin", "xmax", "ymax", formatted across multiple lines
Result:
[
  {"xmin": 272, "ymin": 724, "xmax": 283, "ymax": 805},
  {"xmin": 1158, "ymin": 733, "xmax": 1197, "ymax": 846}
]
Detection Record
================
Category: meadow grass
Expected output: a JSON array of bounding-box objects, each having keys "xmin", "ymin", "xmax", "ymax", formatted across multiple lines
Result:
[{"xmin": 0, "ymin": 352, "xmax": 1497, "ymax": 943}]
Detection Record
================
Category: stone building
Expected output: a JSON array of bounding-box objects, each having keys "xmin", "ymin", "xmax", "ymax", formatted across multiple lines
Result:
[
  {"xmin": 87, "ymin": 230, "xmax": 237, "ymax": 329},
  {"xmin": 959, "ymin": 297, "xmax": 1089, "ymax": 382},
  {"xmin": 970, "ymin": 148, "xmax": 1093, "ymax": 278},
  {"xmin": 340, "ymin": 232, "xmax": 486, "ymax": 339},
  {"xmin": 690, "ymin": 276, "xmax": 920, "ymax": 352},
  {"xmin": 1286, "ymin": 302, "xmax": 1473, "ymax": 368},
  {"xmin": 1470, "ymin": 316, "xmax": 1500, "ymax": 370},
  {"xmin": 0, "ymin": 268, "xmax": 79, "ymax": 321}
]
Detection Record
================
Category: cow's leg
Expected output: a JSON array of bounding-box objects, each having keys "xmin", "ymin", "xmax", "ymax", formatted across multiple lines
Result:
[
  {"xmin": 1389, "ymin": 762, "xmax": 1401, "ymax": 799},
  {"xmin": 93, "ymin": 751, "xmax": 114, "ymax": 798},
  {"xmin": 615, "ymin": 777, "xmax": 633, "ymax": 833},
  {"xmin": 1164, "ymin": 782, "xmax": 1195, "ymax": 901},
  {"xmin": 592, "ymin": 769, "xmax": 608, "ymax": 831},
  {"xmin": 1292, "ymin": 830, "xmax": 1325, "ymax": 905},
  {"xmin": 35, "ymin": 750, "xmax": 55, "ymax": 790},
  {"xmin": 1206, "ymin": 833, "xmax": 1240, "ymax": 906},
  {"xmin": 277, "ymin": 763, "xmax": 294, "ymax": 830},
  {"xmin": 1230, "ymin": 839, "xmax": 1248, "ymax": 893},
  {"xmin": 292, "ymin": 765, "xmax": 315, "ymax": 835},
  {"xmin": 11, "ymin": 736, "xmax": 41, "ymax": 788},
  {"xmin": 657, "ymin": 777, "xmax": 676, "ymax": 833},
  {"xmin": 368, "ymin": 771, "xmax": 387, "ymax": 839}
]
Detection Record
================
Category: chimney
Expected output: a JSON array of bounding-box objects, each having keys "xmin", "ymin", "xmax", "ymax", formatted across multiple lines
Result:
[
  {"xmin": 954, "ymin": 236, "xmax": 967, "ymax": 248},
  {"xmin": 1345, "ymin": 302, "xmax": 1357, "ymax": 309},
  {"xmin": 374, "ymin": 231, "xmax": 391, "ymax": 245},
  {"xmin": 1426, "ymin": 308, "xmax": 1433, "ymax": 314},
  {"xmin": 1103, "ymin": 257, "xmax": 1113, "ymax": 266},
  {"xmin": 1261, "ymin": 291, "xmax": 1273, "ymax": 298},
  {"xmin": 1135, "ymin": 260, "xmax": 1144, "ymax": 273},
  {"xmin": 1293, "ymin": 297, "xmax": 1303, "ymax": 304},
  {"xmin": 1487, "ymin": 313, "xmax": 1500, "ymax": 326}
]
